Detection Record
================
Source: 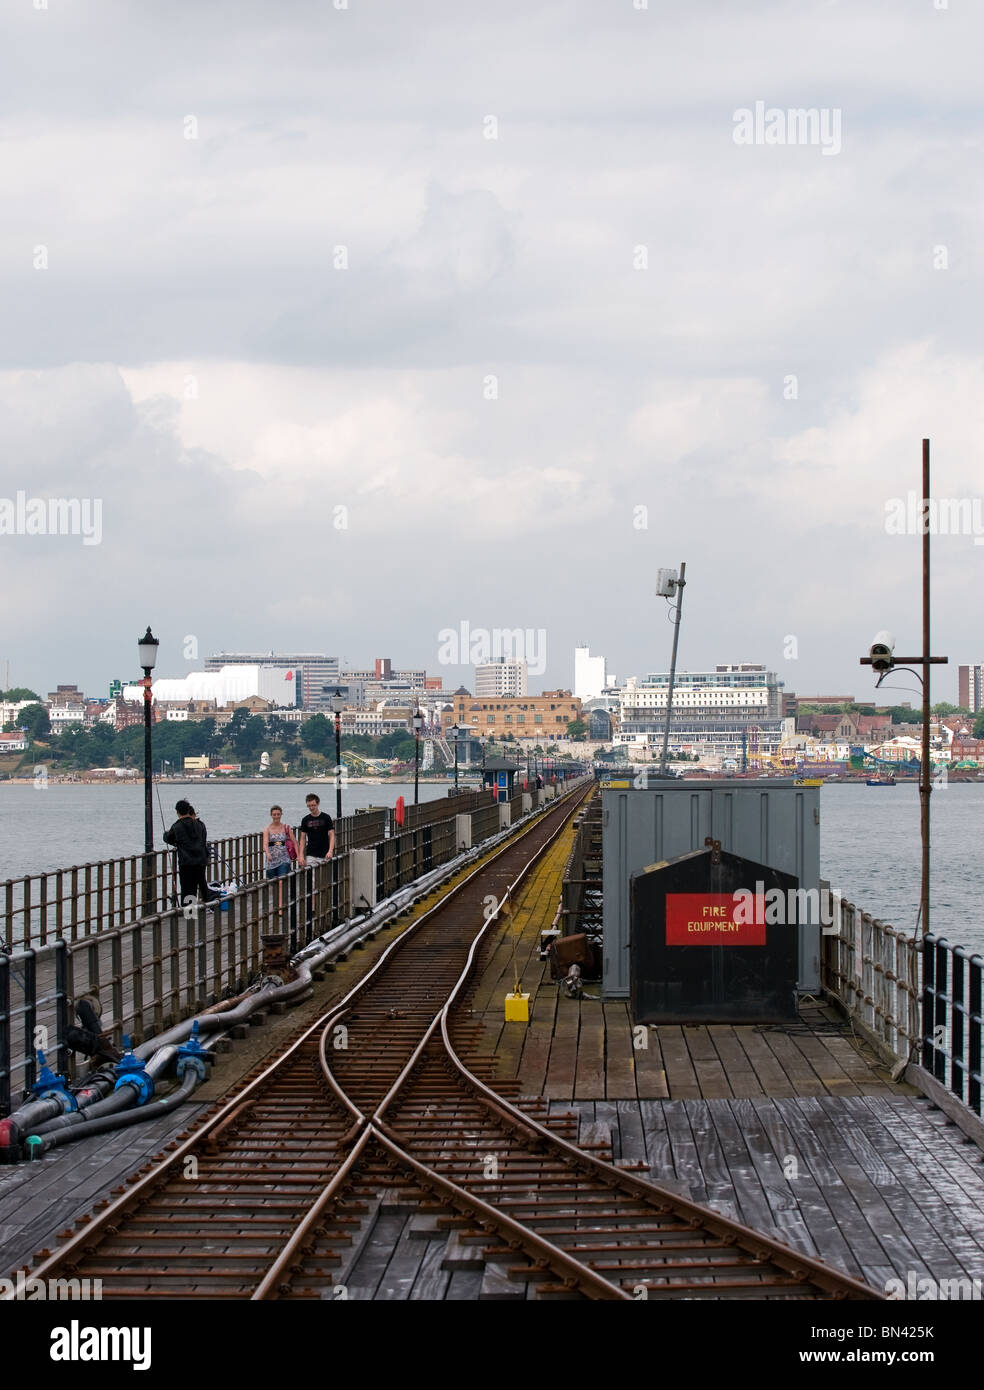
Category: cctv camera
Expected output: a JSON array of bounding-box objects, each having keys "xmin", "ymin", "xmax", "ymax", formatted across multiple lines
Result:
[{"xmin": 869, "ymin": 630, "xmax": 896, "ymax": 672}]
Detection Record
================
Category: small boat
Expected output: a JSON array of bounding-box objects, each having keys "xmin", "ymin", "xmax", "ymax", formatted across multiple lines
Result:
[{"xmin": 866, "ymin": 774, "xmax": 896, "ymax": 786}]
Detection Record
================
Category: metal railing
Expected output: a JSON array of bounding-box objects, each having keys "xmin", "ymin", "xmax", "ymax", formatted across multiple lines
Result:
[
  {"xmin": 0, "ymin": 941, "xmax": 70, "ymax": 1114},
  {"xmin": 559, "ymin": 793, "xmax": 603, "ymax": 937},
  {"xmin": 1, "ymin": 832, "xmax": 265, "ymax": 950},
  {"xmin": 2, "ymin": 807, "xmax": 427, "ymax": 948},
  {"xmin": 469, "ymin": 803, "xmax": 502, "ymax": 844},
  {"xmin": 819, "ymin": 894, "xmax": 921, "ymax": 1063},
  {"xmin": 922, "ymin": 935, "xmax": 984, "ymax": 1118},
  {"xmin": 0, "ymin": 855, "xmax": 349, "ymax": 1116}
]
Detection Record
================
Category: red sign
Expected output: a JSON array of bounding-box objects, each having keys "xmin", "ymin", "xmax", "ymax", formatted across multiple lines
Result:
[{"xmin": 665, "ymin": 893, "xmax": 766, "ymax": 946}]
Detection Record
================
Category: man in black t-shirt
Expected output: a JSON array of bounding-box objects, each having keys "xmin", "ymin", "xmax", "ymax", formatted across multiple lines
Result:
[
  {"xmin": 298, "ymin": 794, "xmax": 335, "ymax": 866},
  {"xmin": 299, "ymin": 793, "xmax": 334, "ymax": 938}
]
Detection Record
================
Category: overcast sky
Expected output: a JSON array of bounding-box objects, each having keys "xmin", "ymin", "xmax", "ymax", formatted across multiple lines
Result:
[{"xmin": 1, "ymin": 0, "xmax": 981, "ymax": 706}]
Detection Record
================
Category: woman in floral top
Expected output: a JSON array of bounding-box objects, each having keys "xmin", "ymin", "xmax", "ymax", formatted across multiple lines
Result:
[{"xmin": 263, "ymin": 805, "xmax": 296, "ymax": 880}]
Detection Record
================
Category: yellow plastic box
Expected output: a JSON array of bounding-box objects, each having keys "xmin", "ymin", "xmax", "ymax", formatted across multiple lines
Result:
[{"xmin": 504, "ymin": 990, "xmax": 530, "ymax": 1023}]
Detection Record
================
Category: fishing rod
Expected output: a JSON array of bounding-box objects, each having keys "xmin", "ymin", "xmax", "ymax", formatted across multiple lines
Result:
[{"xmin": 155, "ymin": 767, "xmax": 179, "ymax": 908}]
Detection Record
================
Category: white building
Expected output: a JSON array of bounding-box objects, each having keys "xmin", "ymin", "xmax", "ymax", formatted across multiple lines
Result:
[
  {"xmin": 48, "ymin": 704, "xmax": 86, "ymax": 729},
  {"xmin": 616, "ymin": 665, "xmax": 786, "ymax": 759},
  {"xmin": 574, "ymin": 647, "xmax": 607, "ymax": 702},
  {"xmin": 123, "ymin": 665, "xmax": 300, "ymax": 710},
  {"xmin": 475, "ymin": 658, "xmax": 528, "ymax": 697}
]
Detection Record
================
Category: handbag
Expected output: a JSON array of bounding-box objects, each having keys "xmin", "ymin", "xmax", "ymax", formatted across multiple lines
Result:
[{"xmin": 285, "ymin": 827, "xmax": 298, "ymax": 863}]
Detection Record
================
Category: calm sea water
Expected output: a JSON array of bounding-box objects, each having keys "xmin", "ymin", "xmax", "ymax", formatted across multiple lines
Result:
[
  {"xmin": 0, "ymin": 781, "xmax": 460, "ymax": 881},
  {"xmin": 1, "ymin": 780, "xmax": 981, "ymax": 955}
]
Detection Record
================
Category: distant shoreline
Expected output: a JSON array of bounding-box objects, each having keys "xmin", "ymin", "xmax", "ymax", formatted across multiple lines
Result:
[{"xmin": 0, "ymin": 776, "xmax": 484, "ymax": 787}]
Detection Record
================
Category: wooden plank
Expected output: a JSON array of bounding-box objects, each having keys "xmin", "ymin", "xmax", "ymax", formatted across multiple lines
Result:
[
  {"xmin": 376, "ymin": 1217, "xmax": 428, "ymax": 1300},
  {"xmin": 543, "ymin": 990, "xmax": 579, "ymax": 1102},
  {"xmin": 726, "ymin": 1097, "xmax": 819, "ymax": 1257},
  {"xmin": 638, "ymin": 1098, "xmax": 673, "ymax": 1182},
  {"xmin": 573, "ymin": 1002, "xmax": 605, "ymax": 1099},
  {"xmin": 860, "ymin": 1097, "xmax": 984, "ymax": 1268},
  {"xmin": 833, "ymin": 1097, "xmax": 979, "ymax": 1279},
  {"xmin": 703, "ymin": 1099, "xmax": 788, "ymax": 1242},
  {"xmin": 613, "ymin": 1100, "xmax": 647, "ymax": 1165},
  {"xmin": 632, "ymin": 1027, "xmax": 669, "ymax": 1100},
  {"xmin": 660, "ymin": 1100, "xmax": 709, "ymax": 1204},
  {"xmin": 681, "ymin": 1025, "xmax": 733, "ymax": 1099},
  {"xmin": 753, "ymin": 1099, "xmax": 860, "ymax": 1277},
  {"xmin": 755, "ymin": 1029, "xmax": 827, "ymax": 1097},
  {"xmin": 444, "ymin": 1270, "xmax": 486, "ymax": 1300},
  {"xmin": 705, "ymin": 1025, "xmax": 762, "ymax": 1099},
  {"xmin": 601, "ymin": 1001, "xmax": 637, "ymax": 1099},
  {"xmin": 409, "ymin": 1237, "xmax": 453, "ymax": 1300},
  {"xmin": 345, "ymin": 1211, "xmax": 409, "ymax": 1298},
  {"xmin": 730, "ymin": 1027, "xmax": 798, "ymax": 1098},
  {"xmin": 788, "ymin": 1096, "xmax": 923, "ymax": 1277},
  {"xmin": 653, "ymin": 1027, "xmax": 701, "ymax": 1099},
  {"xmin": 516, "ymin": 1014, "xmax": 554, "ymax": 1096}
]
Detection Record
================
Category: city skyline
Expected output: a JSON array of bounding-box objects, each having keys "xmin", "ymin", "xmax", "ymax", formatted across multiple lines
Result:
[{"xmin": 2, "ymin": 635, "xmax": 976, "ymax": 711}]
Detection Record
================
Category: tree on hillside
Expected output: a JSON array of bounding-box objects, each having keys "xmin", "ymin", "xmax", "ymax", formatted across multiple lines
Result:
[
  {"xmin": 567, "ymin": 720, "xmax": 588, "ymax": 741},
  {"xmin": 883, "ymin": 706, "xmax": 921, "ymax": 725},
  {"xmin": 197, "ymin": 717, "xmax": 221, "ymax": 755},
  {"xmin": 974, "ymin": 713, "xmax": 984, "ymax": 740},
  {"xmin": 19, "ymin": 704, "xmax": 50, "ymax": 740},
  {"xmin": 0, "ymin": 687, "xmax": 41, "ymax": 702},
  {"xmin": 232, "ymin": 715, "xmax": 267, "ymax": 759},
  {"xmin": 301, "ymin": 714, "xmax": 333, "ymax": 755}
]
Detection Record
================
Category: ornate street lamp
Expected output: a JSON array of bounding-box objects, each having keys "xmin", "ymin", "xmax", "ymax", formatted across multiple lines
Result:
[
  {"xmin": 413, "ymin": 708, "xmax": 424, "ymax": 805},
  {"xmin": 330, "ymin": 687, "xmax": 345, "ymax": 821},
  {"xmin": 138, "ymin": 625, "xmax": 159, "ymax": 911}
]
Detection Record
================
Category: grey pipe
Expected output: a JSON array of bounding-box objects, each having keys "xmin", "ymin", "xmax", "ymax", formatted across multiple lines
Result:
[
  {"xmin": 27, "ymin": 1068, "xmax": 201, "ymax": 1157},
  {"xmin": 30, "ymin": 1083, "xmax": 141, "ymax": 1135}
]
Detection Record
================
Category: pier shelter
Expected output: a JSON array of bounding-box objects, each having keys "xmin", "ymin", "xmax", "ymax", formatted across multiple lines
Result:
[
  {"xmin": 482, "ymin": 756, "xmax": 521, "ymax": 803},
  {"xmin": 602, "ymin": 779, "xmax": 821, "ymax": 998}
]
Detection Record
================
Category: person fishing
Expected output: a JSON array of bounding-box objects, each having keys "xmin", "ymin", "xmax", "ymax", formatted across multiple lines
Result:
[{"xmin": 163, "ymin": 800, "xmax": 220, "ymax": 905}]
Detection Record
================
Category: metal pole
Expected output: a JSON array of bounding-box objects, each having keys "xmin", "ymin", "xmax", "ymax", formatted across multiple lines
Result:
[
  {"xmin": 142, "ymin": 669, "xmax": 154, "ymax": 912},
  {"xmin": 453, "ymin": 731, "xmax": 459, "ymax": 790},
  {"xmin": 659, "ymin": 561, "xmax": 687, "ymax": 777},
  {"xmin": 334, "ymin": 711, "xmax": 342, "ymax": 822},
  {"xmin": 921, "ymin": 439, "xmax": 931, "ymax": 937},
  {"xmin": 414, "ymin": 727, "xmax": 420, "ymax": 805}
]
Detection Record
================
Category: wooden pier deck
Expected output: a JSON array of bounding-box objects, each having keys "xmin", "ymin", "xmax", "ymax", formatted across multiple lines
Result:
[{"xmin": 468, "ymin": 810, "xmax": 984, "ymax": 1294}]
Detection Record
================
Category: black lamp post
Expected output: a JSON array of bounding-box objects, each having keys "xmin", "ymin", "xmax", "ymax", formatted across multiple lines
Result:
[
  {"xmin": 138, "ymin": 625, "xmax": 159, "ymax": 911},
  {"xmin": 451, "ymin": 722, "xmax": 460, "ymax": 790},
  {"xmin": 413, "ymin": 708, "xmax": 424, "ymax": 805},
  {"xmin": 331, "ymin": 687, "xmax": 344, "ymax": 822}
]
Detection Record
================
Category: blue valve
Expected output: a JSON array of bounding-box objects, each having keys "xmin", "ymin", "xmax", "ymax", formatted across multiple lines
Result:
[
  {"xmin": 31, "ymin": 1049, "xmax": 77, "ymax": 1111},
  {"xmin": 176, "ymin": 1021, "xmax": 208, "ymax": 1082},
  {"xmin": 114, "ymin": 1036, "xmax": 154, "ymax": 1106}
]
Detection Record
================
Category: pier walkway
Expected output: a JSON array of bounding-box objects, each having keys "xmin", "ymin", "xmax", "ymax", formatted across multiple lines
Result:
[{"xmin": 468, "ymin": 813, "xmax": 984, "ymax": 1296}]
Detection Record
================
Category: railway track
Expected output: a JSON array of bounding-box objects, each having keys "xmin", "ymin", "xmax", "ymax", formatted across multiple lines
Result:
[{"xmin": 12, "ymin": 785, "xmax": 884, "ymax": 1301}]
